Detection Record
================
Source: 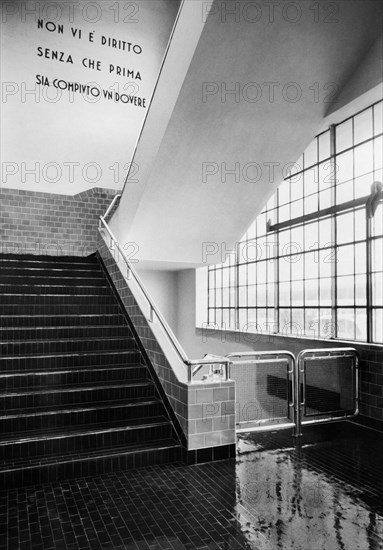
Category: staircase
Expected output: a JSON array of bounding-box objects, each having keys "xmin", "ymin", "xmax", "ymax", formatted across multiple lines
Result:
[{"xmin": 0, "ymin": 254, "xmax": 182, "ymax": 489}]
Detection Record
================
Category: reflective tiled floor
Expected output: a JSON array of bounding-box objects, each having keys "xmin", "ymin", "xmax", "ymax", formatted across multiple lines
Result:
[{"xmin": 1, "ymin": 420, "xmax": 383, "ymax": 550}]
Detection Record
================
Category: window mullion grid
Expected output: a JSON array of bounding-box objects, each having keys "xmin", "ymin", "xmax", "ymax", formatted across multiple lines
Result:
[
  {"xmin": 235, "ymin": 242, "xmax": 240, "ymax": 330},
  {"xmin": 330, "ymin": 124, "xmax": 338, "ymax": 339}
]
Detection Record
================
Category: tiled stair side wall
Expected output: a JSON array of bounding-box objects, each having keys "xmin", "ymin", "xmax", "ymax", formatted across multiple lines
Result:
[
  {"xmin": 1, "ymin": 188, "xmax": 119, "ymax": 256},
  {"xmin": 97, "ymin": 235, "xmax": 236, "ymax": 456}
]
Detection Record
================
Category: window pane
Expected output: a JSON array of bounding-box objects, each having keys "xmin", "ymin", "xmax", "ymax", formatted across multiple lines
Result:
[
  {"xmin": 318, "ymin": 250, "xmax": 333, "ymax": 278},
  {"xmin": 355, "ymin": 173, "xmax": 374, "ymax": 200},
  {"xmin": 305, "ymin": 278, "xmax": 319, "ymax": 306},
  {"xmin": 305, "ymin": 308, "xmax": 319, "ymax": 337},
  {"xmin": 319, "ymin": 131, "xmax": 331, "ymax": 161},
  {"xmin": 279, "ymin": 309, "xmax": 291, "ymax": 333},
  {"xmin": 305, "ymin": 221, "xmax": 318, "ymax": 250},
  {"xmin": 354, "ymin": 243, "xmax": 366, "ymax": 274},
  {"xmin": 372, "ymin": 238, "xmax": 383, "ymax": 272},
  {"xmin": 291, "ymin": 309, "xmax": 304, "ymax": 335},
  {"xmin": 374, "ymin": 136, "xmax": 383, "ymax": 170},
  {"xmin": 373, "ymin": 309, "xmax": 383, "ymax": 343},
  {"xmin": 319, "ymin": 188, "xmax": 332, "ymax": 209},
  {"xmin": 267, "ymin": 284, "xmax": 275, "ymax": 307},
  {"xmin": 305, "ymin": 251, "xmax": 319, "ymax": 279},
  {"xmin": 354, "ymin": 141, "xmax": 373, "ymax": 178},
  {"xmin": 238, "ymin": 309, "xmax": 247, "ymax": 329},
  {"xmin": 354, "ymin": 209, "xmax": 366, "ymax": 241},
  {"xmin": 291, "ymin": 199, "xmax": 303, "ymax": 218},
  {"xmin": 238, "ymin": 265, "xmax": 247, "ymax": 285},
  {"xmin": 304, "ymin": 138, "xmax": 318, "ymax": 168},
  {"xmin": 337, "ymin": 309, "xmax": 356, "ymax": 340},
  {"xmin": 372, "ymin": 273, "xmax": 383, "ymax": 306},
  {"xmin": 221, "ymin": 287, "xmax": 229, "ymax": 307},
  {"xmin": 337, "ymin": 245, "xmax": 355, "ymax": 276},
  {"xmin": 355, "ymin": 274, "xmax": 367, "ymax": 306},
  {"xmin": 336, "ymin": 150, "xmax": 353, "ymax": 184},
  {"xmin": 257, "ymin": 285, "xmax": 267, "ymax": 307},
  {"xmin": 374, "ymin": 102, "xmax": 383, "ymax": 135},
  {"xmin": 319, "ymin": 277, "xmax": 332, "ymax": 305},
  {"xmin": 279, "ymin": 282, "xmax": 290, "ymax": 306},
  {"xmin": 278, "ymin": 180, "xmax": 290, "ymax": 205},
  {"xmin": 238, "ymin": 286, "xmax": 246, "ymax": 306},
  {"xmin": 336, "ymin": 118, "xmax": 353, "ymax": 152},
  {"xmin": 291, "ymin": 256, "xmax": 304, "ymax": 280},
  {"xmin": 336, "ymin": 180, "xmax": 353, "ymax": 204},
  {"xmin": 304, "ymin": 193, "xmax": 318, "ymax": 215},
  {"xmin": 292, "ymin": 280, "xmax": 304, "ymax": 304},
  {"xmin": 290, "ymin": 177, "xmax": 303, "ymax": 201},
  {"xmin": 355, "ymin": 309, "xmax": 367, "ymax": 341},
  {"xmin": 257, "ymin": 261, "xmax": 267, "ymax": 283},
  {"xmin": 353, "ymin": 108, "xmax": 373, "ymax": 145},
  {"xmin": 304, "ymin": 167, "xmax": 318, "ymax": 195},
  {"xmin": 337, "ymin": 212, "xmax": 354, "ymax": 244},
  {"xmin": 291, "ymin": 225, "xmax": 304, "ymax": 250},
  {"xmin": 337, "ymin": 275, "xmax": 354, "ymax": 306},
  {"xmin": 317, "ymin": 309, "xmax": 334, "ymax": 339},
  {"xmin": 372, "ymin": 205, "xmax": 383, "ymax": 238}
]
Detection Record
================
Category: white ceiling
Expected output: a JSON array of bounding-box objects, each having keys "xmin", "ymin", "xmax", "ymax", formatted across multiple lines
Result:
[{"xmin": 111, "ymin": 0, "xmax": 383, "ymax": 269}]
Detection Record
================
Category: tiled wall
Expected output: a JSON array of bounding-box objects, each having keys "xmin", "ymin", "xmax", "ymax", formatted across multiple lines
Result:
[
  {"xmin": 197, "ymin": 327, "xmax": 383, "ymax": 427},
  {"xmin": 97, "ymin": 234, "xmax": 236, "ymax": 456},
  {"xmin": 0, "ymin": 187, "xmax": 119, "ymax": 256}
]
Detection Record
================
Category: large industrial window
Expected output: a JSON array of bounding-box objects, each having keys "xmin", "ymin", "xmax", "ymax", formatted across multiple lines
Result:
[{"xmin": 207, "ymin": 100, "xmax": 383, "ymax": 344}]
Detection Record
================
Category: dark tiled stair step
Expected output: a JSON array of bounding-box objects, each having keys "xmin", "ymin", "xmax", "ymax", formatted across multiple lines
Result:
[
  {"xmin": 0, "ymin": 337, "xmax": 136, "ymax": 356},
  {"xmin": 0, "ymin": 284, "xmax": 112, "ymax": 295},
  {"xmin": 0, "ymin": 417, "xmax": 174, "ymax": 460},
  {"xmin": 0, "ymin": 253, "xmax": 98, "ymax": 265},
  {"xmin": 0, "ymin": 380, "xmax": 156, "ymax": 410},
  {"xmin": 0, "ymin": 294, "xmax": 116, "ymax": 306},
  {"xmin": 0, "ymin": 364, "xmax": 148, "ymax": 390},
  {"xmin": 0, "ymin": 349, "xmax": 142, "ymax": 370},
  {"xmin": 0, "ymin": 275, "xmax": 107, "ymax": 286},
  {"xmin": 0, "ymin": 438, "xmax": 182, "ymax": 489},
  {"xmin": 0, "ymin": 398, "xmax": 166, "ymax": 434},
  {"xmin": 1, "ymin": 325, "xmax": 132, "ymax": 340},
  {"xmin": 0, "ymin": 266, "xmax": 103, "ymax": 277},
  {"xmin": 1, "ymin": 314, "xmax": 125, "ymax": 327},
  {"xmin": 0, "ymin": 304, "xmax": 121, "ymax": 315}
]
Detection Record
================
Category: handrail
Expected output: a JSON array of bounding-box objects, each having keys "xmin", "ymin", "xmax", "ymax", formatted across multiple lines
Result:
[
  {"xmin": 227, "ymin": 350, "xmax": 296, "ymax": 362},
  {"xmin": 103, "ymin": 193, "xmax": 121, "ymax": 222},
  {"xmin": 98, "ymin": 211, "xmax": 231, "ymax": 383}
]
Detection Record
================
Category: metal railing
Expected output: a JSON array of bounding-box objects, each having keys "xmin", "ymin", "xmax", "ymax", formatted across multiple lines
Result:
[
  {"xmin": 99, "ymin": 201, "xmax": 230, "ymax": 383},
  {"xmin": 226, "ymin": 348, "xmax": 358, "ymax": 437},
  {"xmin": 226, "ymin": 351, "xmax": 297, "ymax": 433},
  {"xmin": 296, "ymin": 347, "xmax": 359, "ymax": 436}
]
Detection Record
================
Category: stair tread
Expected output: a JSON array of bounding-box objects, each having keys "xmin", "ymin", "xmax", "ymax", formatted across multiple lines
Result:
[
  {"xmin": 0, "ymin": 254, "xmax": 179, "ymax": 485},
  {"xmin": 0, "ymin": 336, "xmax": 134, "ymax": 344},
  {"xmin": 0, "ymin": 349, "xmax": 139, "ymax": 360},
  {"xmin": 1, "ymin": 325, "xmax": 127, "ymax": 329},
  {"xmin": 0, "ymin": 438, "xmax": 180, "ymax": 471},
  {"xmin": 0, "ymin": 416, "xmax": 171, "ymax": 445},
  {"xmin": 1, "ymin": 314, "xmax": 122, "ymax": 318},
  {"xmin": 0, "ymin": 363, "xmax": 145, "ymax": 376},
  {"xmin": 0, "ymin": 396, "xmax": 161, "ymax": 419},
  {"xmin": 0, "ymin": 378, "xmax": 153, "ymax": 397}
]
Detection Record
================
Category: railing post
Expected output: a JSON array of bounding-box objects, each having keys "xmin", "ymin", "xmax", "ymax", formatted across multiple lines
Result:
[{"xmin": 293, "ymin": 353, "xmax": 303, "ymax": 439}]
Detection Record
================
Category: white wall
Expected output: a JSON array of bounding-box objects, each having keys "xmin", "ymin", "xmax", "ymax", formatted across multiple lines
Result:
[
  {"xmin": 136, "ymin": 268, "xmax": 178, "ymax": 333},
  {"xmin": 1, "ymin": 0, "xmax": 180, "ymax": 194}
]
